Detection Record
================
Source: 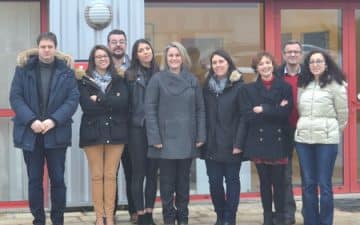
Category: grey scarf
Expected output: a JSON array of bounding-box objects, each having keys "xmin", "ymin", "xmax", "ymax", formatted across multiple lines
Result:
[{"xmin": 208, "ymin": 75, "xmax": 227, "ymax": 94}]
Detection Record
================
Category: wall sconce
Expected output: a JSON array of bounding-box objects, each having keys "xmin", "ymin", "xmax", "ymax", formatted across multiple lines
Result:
[{"xmin": 84, "ymin": 0, "xmax": 112, "ymax": 30}]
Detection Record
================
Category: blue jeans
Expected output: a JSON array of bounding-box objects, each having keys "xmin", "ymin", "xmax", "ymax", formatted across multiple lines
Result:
[
  {"xmin": 205, "ymin": 160, "xmax": 241, "ymax": 224},
  {"xmin": 23, "ymin": 136, "xmax": 67, "ymax": 225},
  {"xmin": 295, "ymin": 142, "xmax": 338, "ymax": 225}
]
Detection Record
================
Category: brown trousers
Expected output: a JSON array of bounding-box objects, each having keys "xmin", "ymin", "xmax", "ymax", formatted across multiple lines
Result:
[{"xmin": 84, "ymin": 144, "xmax": 124, "ymax": 219}]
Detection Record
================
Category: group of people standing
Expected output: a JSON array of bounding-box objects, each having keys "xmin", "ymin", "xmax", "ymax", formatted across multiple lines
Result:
[{"xmin": 9, "ymin": 30, "xmax": 348, "ymax": 225}]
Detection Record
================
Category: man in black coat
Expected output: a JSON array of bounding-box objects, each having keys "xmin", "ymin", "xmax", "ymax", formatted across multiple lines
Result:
[
  {"xmin": 277, "ymin": 40, "xmax": 304, "ymax": 225},
  {"xmin": 107, "ymin": 29, "xmax": 137, "ymax": 223}
]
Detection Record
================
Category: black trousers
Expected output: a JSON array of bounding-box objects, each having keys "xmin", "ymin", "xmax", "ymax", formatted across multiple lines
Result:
[
  {"xmin": 255, "ymin": 163, "xmax": 286, "ymax": 214},
  {"xmin": 159, "ymin": 158, "xmax": 192, "ymax": 224},
  {"xmin": 129, "ymin": 126, "xmax": 159, "ymax": 211},
  {"xmin": 284, "ymin": 128, "xmax": 297, "ymax": 221},
  {"xmin": 114, "ymin": 145, "xmax": 136, "ymax": 216}
]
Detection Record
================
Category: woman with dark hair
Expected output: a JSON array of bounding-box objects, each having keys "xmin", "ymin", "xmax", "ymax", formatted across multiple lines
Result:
[
  {"xmin": 202, "ymin": 50, "xmax": 244, "ymax": 225},
  {"xmin": 125, "ymin": 39, "xmax": 159, "ymax": 225},
  {"xmin": 295, "ymin": 50, "xmax": 348, "ymax": 225},
  {"xmin": 145, "ymin": 42, "xmax": 206, "ymax": 225},
  {"xmin": 77, "ymin": 45, "xmax": 129, "ymax": 225},
  {"xmin": 240, "ymin": 51, "xmax": 293, "ymax": 225}
]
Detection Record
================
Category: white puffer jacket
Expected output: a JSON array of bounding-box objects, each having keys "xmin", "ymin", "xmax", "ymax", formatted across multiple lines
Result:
[{"xmin": 295, "ymin": 80, "xmax": 348, "ymax": 144}]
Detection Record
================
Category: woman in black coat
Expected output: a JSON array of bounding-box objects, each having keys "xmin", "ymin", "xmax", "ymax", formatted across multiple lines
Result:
[
  {"xmin": 240, "ymin": 51, "xmax": 292, "ymax": 225},
  {"xmin": 77, "ymin": 45, "xmax": 129, "ymax": 225},
  {"xmin": 125, "ymin": 39, "xmax": 159, "ymax": 225},
  {"xmin": 202, "ymin": 50, "xmax": 244, "ymax": 225}
]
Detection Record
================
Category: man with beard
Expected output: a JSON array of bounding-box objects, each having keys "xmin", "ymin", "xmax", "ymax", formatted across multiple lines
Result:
[
  {"xmin": 108, "ymin": 29, "xmax": 131, "ymax": 71},
  {"xmin": 277, "ymin": 40, "xmax": 304, "ymax": 225},
  {"xmin": 107, "ymin": 29, "xmax": 136, "ymax": 223}
]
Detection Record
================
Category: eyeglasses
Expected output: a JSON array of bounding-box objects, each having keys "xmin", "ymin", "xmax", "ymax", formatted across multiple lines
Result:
[
  {"xmin": 284, "ymin": 50, "xmax": 302, "ymax": 55},
  {"xmin": 309, "ymin": 60, "xmax": 325, "ymax": 65},
  {"xmin": 95, "ymin": 55, "xmax": 109, "ymax": 59},
  {"xmin": 110, "ymin": 40, "xmax": 126, "ymax": 45}
]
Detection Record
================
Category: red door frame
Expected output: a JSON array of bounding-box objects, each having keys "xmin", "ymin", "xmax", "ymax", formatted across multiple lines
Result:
[
  {"xmin": 0, "ymin": 0, "xmax": 48, "ymax": 208},
  {"xmin": 266, "ymin": 0, "xmax": 360, "ymax": 193}
]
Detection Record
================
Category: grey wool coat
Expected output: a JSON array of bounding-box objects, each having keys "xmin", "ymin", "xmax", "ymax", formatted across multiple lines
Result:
[{"xmin": 145, "ymin": 68, "xmax": 206, "ymax": 159}]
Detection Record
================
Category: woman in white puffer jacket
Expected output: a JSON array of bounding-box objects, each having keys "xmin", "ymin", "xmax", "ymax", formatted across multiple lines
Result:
[{"xmin": 295, "ymin": 49, "xmax": 348, "ymax": 225}]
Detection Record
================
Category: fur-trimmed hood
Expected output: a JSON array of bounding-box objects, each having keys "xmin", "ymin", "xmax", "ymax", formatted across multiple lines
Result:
[
  {"xmin": 74, "ymin": 66, "xmax": 125, "ymax": 81},
  {"xmin": 17, "ymin": 48, "xmax": 74, "ymax": 69},
  {"xmin": 204, "ymin": 70, "xmax": 243, "ymax": 85}
]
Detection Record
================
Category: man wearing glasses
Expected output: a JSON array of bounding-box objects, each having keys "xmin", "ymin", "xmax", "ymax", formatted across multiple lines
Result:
[
  {"xmin": 108, "ymin": 29, "xmax": 131, "ymax": 71},
  {"xmin": 277, "ymin": 40, "xmax": 304, "ymax": 225},
  {"xmin": 107, "ymin": 29, "xmax": 137, "ymax": 223}
]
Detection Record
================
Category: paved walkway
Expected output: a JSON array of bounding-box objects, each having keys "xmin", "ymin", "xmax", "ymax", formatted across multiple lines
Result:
[{"xmin": 1, "ymin": 195, "xmax": 359, "ymax": 225}]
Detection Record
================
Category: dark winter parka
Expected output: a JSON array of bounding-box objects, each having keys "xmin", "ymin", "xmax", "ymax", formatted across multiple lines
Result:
[
  {"xmin": 202, "ymin": 70, "xmax": 245, "ymax": 163},
  {"xmin": 9, "ymin": 56, "xmax": 79, "ymax": 151},
  {"xmin": 77, "ymin": 70, "xmax": 129, "ymax": 147},
  {"xmin": 239, "ymin": 75, "xmax": 293, "ymax": 160}
]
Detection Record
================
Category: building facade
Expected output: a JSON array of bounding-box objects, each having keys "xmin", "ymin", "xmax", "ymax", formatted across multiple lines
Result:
[{"xmin": 1, "ymin": 0, "xmax": 360, "ymax": 208}]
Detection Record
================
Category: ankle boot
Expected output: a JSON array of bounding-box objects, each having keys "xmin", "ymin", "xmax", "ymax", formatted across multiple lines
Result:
[
  {"xmin": 272, "ymin": 212, "xmax": 285, "ymax": 225},
  {"xmin": 137, "ymin": 214, "xmax": 147, "ymax": 225},
  {"xmin": 263, "ymin": 212, "xmax": 274, "ymax": 225},
  {"xmin": 145, "ymin": 212, "xmax": 157, "ymax": 225}
]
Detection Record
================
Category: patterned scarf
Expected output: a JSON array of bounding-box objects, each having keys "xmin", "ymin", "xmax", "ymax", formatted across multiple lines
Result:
[
  {"xmin": 92, "ymin": 71, "xmax": 112, "ymax": 93},
  {"xmin": 208, "ymin": 75, "xmax": 228, "ymax": 94}
]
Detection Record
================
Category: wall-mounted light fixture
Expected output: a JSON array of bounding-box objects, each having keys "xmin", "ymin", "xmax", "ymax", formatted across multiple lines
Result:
[{"xmin": 84, "ymin": 0, "xmax": 112, "ymax": 30}]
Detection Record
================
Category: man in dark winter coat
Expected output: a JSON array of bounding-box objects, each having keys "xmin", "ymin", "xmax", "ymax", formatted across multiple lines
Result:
[
  {"xmin": 277, "ymin": 40, "xmax": 304, "ymax": 225},
  {"xmin": 107, "ymin": 29, "xmax": 137, "ymax": 223},
  {"xmin": 9, "ymin": 32, "xmax": 79, "ymax": 225}
]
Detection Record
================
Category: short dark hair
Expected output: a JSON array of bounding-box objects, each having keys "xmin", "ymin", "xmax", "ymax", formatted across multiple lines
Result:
[
  {"xmin": 107, "ymin": 29, "xmax": 127, "ymax": 43},
  {"xmin": 36, "ymin": 32, "xmax": 57, "ymax": 48},
  {"xmin": 251, "ymin": 51, "xmax": 278, "ymax": 74},
  {"xmin": 282, "ymin": 40, "xmax": 303, "ymax": 52}
]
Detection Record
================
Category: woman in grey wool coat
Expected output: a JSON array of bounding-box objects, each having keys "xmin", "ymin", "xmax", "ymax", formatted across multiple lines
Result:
[{"xmin": 145, "ymin": 41, "xmax": 206, "ymax": 225}]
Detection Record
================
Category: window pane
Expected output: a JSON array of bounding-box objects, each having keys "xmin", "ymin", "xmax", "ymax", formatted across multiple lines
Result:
[
  {"xmin": 145, "ymin": 2, "xmax": 264, "ymax": 193},
  {"xmin": 281, "ymin": 9, "xmax": 343, "ymax": 186},
  {"xmin": 0, "ymin": 1, "xmax": 40, "ymax": 201}
]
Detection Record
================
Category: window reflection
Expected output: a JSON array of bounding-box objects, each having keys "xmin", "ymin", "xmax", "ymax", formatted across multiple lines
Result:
[{"xmin": 145, "ymin": 2, "xmax": 264, "ymax": 193}]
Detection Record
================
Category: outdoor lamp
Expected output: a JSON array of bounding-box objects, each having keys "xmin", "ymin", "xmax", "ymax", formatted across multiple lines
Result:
[{"xmin": 84, "ymin": 0, "xmax": 112, "ymax": 30}]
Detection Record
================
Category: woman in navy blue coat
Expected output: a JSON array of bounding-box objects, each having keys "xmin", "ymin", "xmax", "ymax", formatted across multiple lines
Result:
[
  {"xmin": 240, "ymin": 51, "xmax": 292, "ymax": 225},
  {"xmin": 77, "ymin": 45, "xmax": 129, "ymax": 225},
  {"xmin": 202, "ymin": 50, "xmax": 244, "ymax": 225}
]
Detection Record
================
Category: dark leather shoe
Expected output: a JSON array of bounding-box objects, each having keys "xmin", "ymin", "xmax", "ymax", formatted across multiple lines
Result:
[
  {"xmin": 214, "ymin": 218, "xmax": 223, "ymax": 225},
  {"xmin": 284, "ymin": 218, "xmax": 295, "ymax": 225}
]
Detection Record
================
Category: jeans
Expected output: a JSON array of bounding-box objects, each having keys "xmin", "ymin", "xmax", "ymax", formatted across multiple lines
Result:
[
  {"xmin": 22, "ymin": 136, "xmax": 67, "ymax": 225},
  {"xmin": 296, "ymin": 142, "xmax": 338, "ymax": 225},
  {"xmin": 205, "ymin": 160, "xmax": 241, "ymax": 224},
  {"xmin": 159, "ymin": 158, "xmax": 192, "ymax": 224}
]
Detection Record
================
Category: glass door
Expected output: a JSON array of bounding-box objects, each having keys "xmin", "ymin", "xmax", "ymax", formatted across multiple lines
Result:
[{"xmin": 273, "ymin": 1, "xmax": 353, "ymax": 193}]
